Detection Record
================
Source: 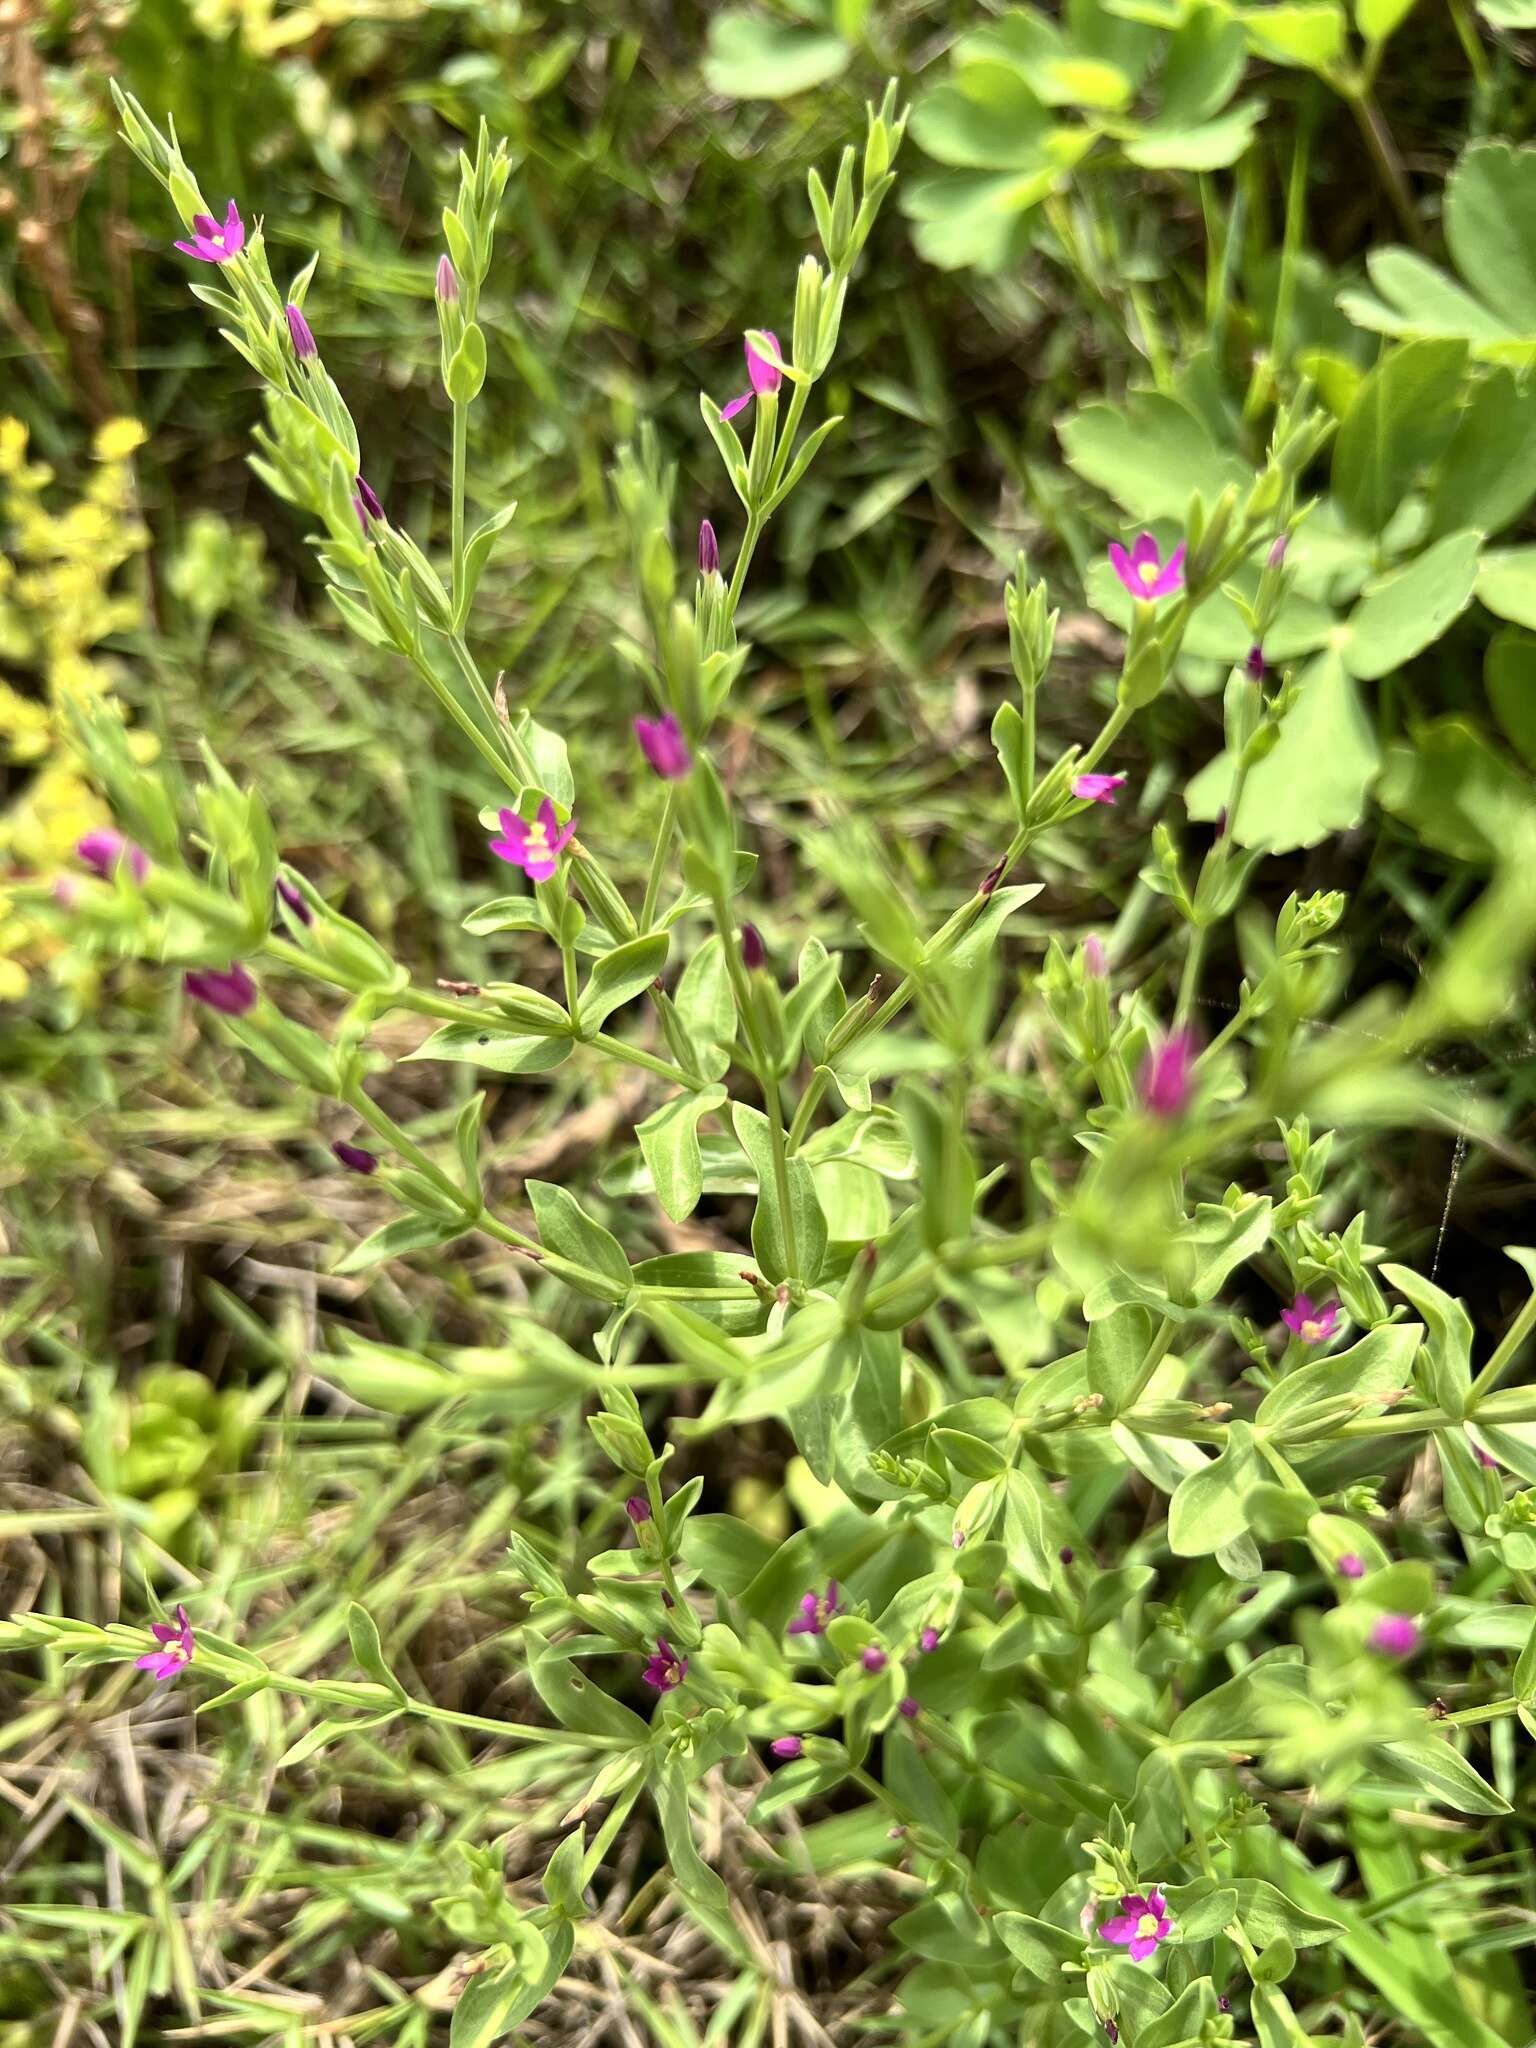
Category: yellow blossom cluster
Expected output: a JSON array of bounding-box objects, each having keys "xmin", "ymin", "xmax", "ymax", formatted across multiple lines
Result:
[{"xmin": 0, "ymin": 415, "xmax": 155, "ymax": 999}]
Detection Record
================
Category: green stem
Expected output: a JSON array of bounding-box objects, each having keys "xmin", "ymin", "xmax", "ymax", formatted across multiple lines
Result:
[
  {"xmin": 1469, "ymin": 1287, "xmax": 1536, "ymax": 1404},
  {"xmin": 450, "ymin": 399, "xmax": 468, "ymax": 617},
  {"xmin": 592, "ymin": 1031, "xmax": 705, "ymax": 1092},
  {"xmin": 640, "ymin": 787, "xmax": 680, "ymax": 930}
]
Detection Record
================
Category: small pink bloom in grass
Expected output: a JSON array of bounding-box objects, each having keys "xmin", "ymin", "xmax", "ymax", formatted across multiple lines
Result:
[
  {"xmin": 919, "ymin": 1626, "xmax": 940, "ymax": 1654},
  {"xmin": 787, "ymin": 1582, "xmax": 839, "ymax": 1637},
  {"xmin": 284, "ymin": 303, "xmax": 317, "ymax": 359},
  {"xmin": 489, "ymin": 798, "xmax": 577, "ymax": 884},
  {"xmin": 353, "ymin": 474, "xmax": 384, "ymax": 530},
  {"xmin": 861, "ymin": 1645, "xmax": 888, "ymax": 1673},
  {"xmin": 1370, "ymin": 1614, "xmax": 1420, "ymax": 1658},
  {"xmin": 331, "ymin": 1140, "xmax": 378, "ymax": 1176},
  {"xmin": 1337, "ymin": 1553, "xmax": 1366, "ymax": 1581},
  {"xmin": 1138, "ymin": 1029, "xmax": 1195, "ymax": 1118},
  {"xmin": 898, "ymin": 1695, "xmax": 920, "ymax": 1720},
  {"xmin": 698, "ymin": 520, "xmax": 719, "ymax": 574},
  {"xmin": 276, "ymin": 876, "xmax": 313, "ymax": 925},
  {"xmin": 634, "ymin": 713, "xmax": 691, "ymax": 781},
  {"xmin": 1109, "ymin": 534, "xmax": 1185, "ymax": 602},
  {"xmin": 435, "ymin": 255, "xmax": 459, "ymax": 303},
  {"xmin": 184, "ymin": 964, "xmax": 257, "ymax": 1016},
  {"xmin": 77, "ymin": 829, "xmax": 148, "ymax": 884},
  {"xmin": 1282, "ymin": 1295, "xmax": 1340, "ymax": 1346},
  {"xmin": 770, "ymin": 1735, "xmax": 803, "ymax": 1759},
  {"xmin": 624, "ymin": 1495, "xmax": 651, "ymax": 1525},
  {"xmin": 135, "ymin": 1603, "xmax": 194, "ymax": 1682},
  {"xmin": 642, "ymin": 1637, "xmax": 686, "ymax": 1691},
  {"xmin": 720, "ymin": 331, "xmax": 783, "ymax": 422},
  {"xmin": 174, "ymin": 200, "xmax": 245, "ymax": 264},
  {"xmin": 1072, "ymin": 772, "xmax": 1126, "ymax": 805},
  {"xmin": 1100, "ymin": 1891, "xmax": 1172, "ymax": 1963}
]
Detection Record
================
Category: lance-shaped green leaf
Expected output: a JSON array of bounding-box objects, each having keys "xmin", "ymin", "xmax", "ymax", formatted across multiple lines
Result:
[
  {"xmin": 637, "ymin": 1085, "xmax": 728, "ymax": 1223},
  {"xmin": 731, "ymin": 1102, "xmax": 827, "ymax": 1284},
  {"xmin": 577, "ymin": 931, "xmax": 670, "ymax": 1035},
  {"xmin": 527, "ymin": 1182, "xmax": 633, "ymax": 1302}
]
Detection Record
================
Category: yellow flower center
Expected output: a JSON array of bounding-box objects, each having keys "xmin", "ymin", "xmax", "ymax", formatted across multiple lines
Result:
[
  {"xmin": 1138, "ymin": 559, "xmax": 1159, "ymax": 585},
  {"xmin": 1138, "ymin": 1913, "xmax": 1160, "ymax": 1939}
]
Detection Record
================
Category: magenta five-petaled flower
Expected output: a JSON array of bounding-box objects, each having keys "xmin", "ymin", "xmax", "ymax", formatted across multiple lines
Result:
[
  {"xmin": 1100, "ymin": 1891, "xmax": 1172, "ymax": 1962},
  {"xmin": 720, "ymin": 332, "xmax": 783, "ymax": 422},
  {"xmin": 285, "ymin": 303, "xmax": 317, "ymax": 359},
  {"xmin": 787, "ymin": 1582, "xmax": 839, "ymax": 1637},
  {"xmin": 770, "ymin": 1735, "xmax": 803, "ymax": 1758},
  {"xmin": 184, "ymin": 964, "xmax": 258, "ymax": 1016},
  {"xmin": 77, "ymin": 829, "xmax": 149, "ymax": 884},
  {"xmin": 489, "ymin": 798, "xmax": 577, "ymax": 883},
  {"xmin": 1370, "ymin": 1613, "xmax": 1420, "ymax": 1658},
  {"xmin": 135, "ymin": 1603, "xmax": 195, "ymax": 1682},
  {"xmin": 1337, "ymin": 1553, "xmax": 1366, "ymax": 1579},
  {"xmin": 1139, "ymin": 1029, "xmax": 1195, "ymax": 1118},
  {"xmin": 1109, "ymin": 534, "xmax": 1186, "ymax": 603},
  {"xmin": 642, "ymin": 1637, "xmax": 687, "ymax": 1691},
  {"xmin": 1072, "ymin": 772, "xmax": 1126, "ymax": 805},
  {"xmin": 174, "ymin": 200, "xmax": 246, "ymax": 265},
  {"xmin": 1282, "ymin": 1294, "xmax": 1340, "ymax": 1346},
  {"xmin": 634, "ymin": 713, "xmax": 692, "ymax": 781}
]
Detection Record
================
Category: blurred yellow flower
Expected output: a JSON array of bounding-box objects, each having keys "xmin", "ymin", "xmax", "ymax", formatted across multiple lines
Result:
[{"xmin": 0, "ymin": 416, "xmax": 150, "ymax": 1000}]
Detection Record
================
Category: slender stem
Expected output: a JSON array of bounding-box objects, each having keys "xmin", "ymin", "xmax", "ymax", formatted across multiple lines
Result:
[
  {"xmin": 640, "ymin": 788, "xmax": 680, "ymax": 931},
  {"xmin": 1469, "ymin": 1287, "xmax": 1536, "ymax": 1404},
  {"xmin": 342, "ymin": 1081, "xmax": 466, "ymax": 1210},
  {"xmin": 450, "ymin": 399, "xmax": 468, "ymax": 617},
  {"xmin": 592, "ymin": 1031, "xmax": 705, "ymax": 1091},
  {"xmin": 1343, "ymin": 84, "xmax": 1427, "ymax": 251}
]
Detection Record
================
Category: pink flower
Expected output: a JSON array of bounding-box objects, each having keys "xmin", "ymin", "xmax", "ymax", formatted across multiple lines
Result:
[
  {"xmin": 77, "ymin": 829, "xmax": 148, "ymax": 884},
  {"xmin": 898, "ymin": 1695, "xmax": 920, "ymax": 1719},
  {"xmin": 770, "ymin": 1735, "xmax": 803, "ymax": 1759},
  {"xmin": 489, "ymin": 798, "xmax": 577, "ymax": 883},
  {"xmin": 720, "ymin": 332, "xmax": 783, "ymax": 422},
  {"xmin": 1337, "ymin": 1554, "xmax": 1366, "ymax": 1580},
  {"xmin": 641, "ymin": 1637, "xmax": 687, "ymax": 1691},
  {"xmin": 436, "ymin": 255, "xmax": 459, "ymax": 303},
  {"xmin": 919, "ymin": 1626, "xmax": 940, "ymax": 1654},
  {"xmin": 1083, "ymin": 935, "xmax": 1107, "ymax": 979},
  {"xmin": 787, "ymin": 1582, "xmax": 839, "ymax": 1637},
  {"xmin": 861, "ymin": 1645, "xmax": 888, "ymax": 1673},
  {"xmin": 353, "ymin": 474, "xmax": 385, "ymax": 530},
  {"xmin": 1100, "ymin": 1890, "xmax": 1172, "ymax": 1963},
  {"xmin": 184, "ymin": 965, "xmax": 258, "ymax": 1016},
  {"xmin": 634, "ymin": 713, "xmax": 692, "ymax": 781},
  {"xmin": 1370, "ymin": 1614, "xmax": 1420, "ymax": 1658},
  {"xmin": 1282, "ymin": 1295, "xmax": 1340, "ymax": 1345},
  {"xmin": 1109, "ymin": 534, "xmax": 1185, "ymax": 602},
  {"xmin": 1473, "ymin": 1442, "xmax": 1499, "ymax": 1470},
  {"xmin": 1138, "ymin": 1029, "xmax": 1195, "ymax": 1117},
  {"xmin": 1244, "ymin": 644, "xmax": 1267, "ymax": 682},
  {"xmin": 134, "ymin": 1603, "xmax": 195, "ymax": 1682},
  {"xmin": 698, "ymin": 520, "xmax": 719, "ymax": 574},
  {"xmin": 174, "ymin": 201, "xmax": 246, "ymax": 264},
  {"xmin": 1072, "ymin": 772, "xmax": 1126, "ymax": 805},
  {"xmin": 284, "ymin": 302, "xmax": 317, "ymax": 359},
  {"xmin": 1267, "ymin": 533, "xmax": 1288, "ymax": 567},
  {"xmin": 740, "ymin": 922, "xmax": 766, "ymax": 971},
  {"xmin": 624, "ymin": 1495, "xmax": 652, "ymax": 1524},
  {"xmin": 331, "ymin": 1140, "xmax": 379, "ymax": 1175}
]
